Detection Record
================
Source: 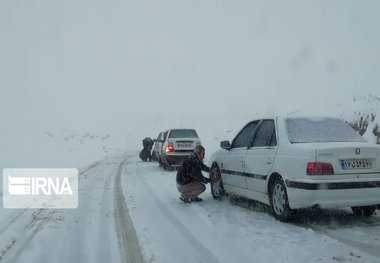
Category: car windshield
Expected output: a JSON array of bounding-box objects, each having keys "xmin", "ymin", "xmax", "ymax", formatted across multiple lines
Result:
[
  {"xmin": 286, "ymin": 117, "xmax": 366, "ymax": 143},
  {"xmin": 168, "ymin": 129, "xmax": 198, "ymax": 138}
]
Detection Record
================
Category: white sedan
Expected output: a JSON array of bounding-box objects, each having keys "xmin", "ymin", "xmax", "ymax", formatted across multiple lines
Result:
[{"xmin": 208, "ymin": 116, "xmax": 380, "ymax": 221}]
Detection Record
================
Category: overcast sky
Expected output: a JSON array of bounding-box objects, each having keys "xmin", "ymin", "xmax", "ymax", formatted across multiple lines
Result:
[{"xmin": 1, "ymin": 0, "xmax": 380, "ymax": 145}]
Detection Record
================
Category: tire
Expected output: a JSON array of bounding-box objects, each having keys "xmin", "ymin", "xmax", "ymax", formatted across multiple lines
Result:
[
  {"xmin": 351, "ymin": 206, "xmax": 376, "ymax": 217},
  {"xmin": 210, "ymin": 163, "xmax": 225, "ymax": 200},
  {"xmin": 269, "ymin": 178, "xmax": 295, "ymax": 222},
  {"xmin": 152, "ymin": 152, "xmax": 158, "ymax": 162}
]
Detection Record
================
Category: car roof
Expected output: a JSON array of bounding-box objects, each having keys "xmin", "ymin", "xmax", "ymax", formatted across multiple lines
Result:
[
  {"xmin": 245, "ymin": 115, "xmax": 340, "ymax": 123},
  {"xmin": 168, "ymin": 128, "xmax": 196, "ymax": 130}
]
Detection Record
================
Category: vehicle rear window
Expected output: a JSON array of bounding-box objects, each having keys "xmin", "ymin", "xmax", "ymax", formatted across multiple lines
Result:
[
  {"xmin": 168, "ymin": 129, "xmax": 198, "ymax": 138},
  {"xmin": 286, "ymin": 117, "xmax": 366, "ymax": 143}
]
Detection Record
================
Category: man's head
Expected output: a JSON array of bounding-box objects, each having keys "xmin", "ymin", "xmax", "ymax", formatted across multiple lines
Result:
[{"xmin": 194, "ymin": 145, "xmax": 205, "ymax": 161}]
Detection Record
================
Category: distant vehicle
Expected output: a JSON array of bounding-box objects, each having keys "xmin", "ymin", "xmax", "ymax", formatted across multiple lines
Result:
[
  {"xmin": 160, "ymin": 129, "xmax": 201, "ymax": 168},
  {"xmin": 139, "ymin": 137, "xmax": 154, "ymax": 162},
  {"xmin": 152, "ymin": 131, "xmax": 167, "ymax": 165},
  {"xmin": 208, "ymin": 116, "xmax": 380, "ymax": 222}
]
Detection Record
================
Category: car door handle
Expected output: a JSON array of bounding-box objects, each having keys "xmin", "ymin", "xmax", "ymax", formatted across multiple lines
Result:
[{"xmin": 266, "ymin": 157, "xmax": 272, "ymax": 164}]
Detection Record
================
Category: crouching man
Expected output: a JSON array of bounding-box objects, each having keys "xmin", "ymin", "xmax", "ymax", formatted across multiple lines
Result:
[{"xmin": 176, "ymin": 145, "xmax": 211, "ymax": 203}]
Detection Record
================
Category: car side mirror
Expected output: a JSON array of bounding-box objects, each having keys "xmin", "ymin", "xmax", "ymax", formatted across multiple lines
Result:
[{"xmin": 220, "ymin": 140, "xmax": 231, "ymax": 150}]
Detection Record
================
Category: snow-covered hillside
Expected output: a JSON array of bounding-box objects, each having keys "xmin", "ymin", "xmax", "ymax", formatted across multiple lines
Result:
[{"xmin": 344, "ymin": 95, "xmax": 380, "ymax": 144}]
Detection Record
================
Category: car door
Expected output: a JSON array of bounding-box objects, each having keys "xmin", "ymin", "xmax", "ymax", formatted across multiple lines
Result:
[
  {"xmin": 244, "ymin": 119, "xmax": 278, "ymax": 194},
  {"xmin": 159, "ymin": 131, "xmax": 168, "ymax": 156},
  {"xmin": 157, "ymin": 130, "xmax": 168, "ymax": 161},
  {"xmin": 221, "ymin": 120, "xmax": 260, "ymax": 188},
  {"xmin": 153, "ymin": 132, "xmax": 163, "ymax": 157}
]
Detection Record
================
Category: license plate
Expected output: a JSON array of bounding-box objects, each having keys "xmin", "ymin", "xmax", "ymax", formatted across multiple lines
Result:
[
  {"xmin": 340, "ymin": 159, "xmax": 372, "ymax": 170},
  {"xmin": 178, "ymin": 143, "xmax": 192, "ymax": 148}
]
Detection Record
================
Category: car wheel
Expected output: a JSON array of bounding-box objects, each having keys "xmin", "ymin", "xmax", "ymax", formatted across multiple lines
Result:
[
  {"xmin": 270, "ymin": 178, "xmax": 294, "ymax": 222},
  {"xmin": 152, "ymin": 152, "xmax": 158, "ymax": 161},
  {"xmin": 210, "ymin": 164, "xmax": 225, "ymax": 200},
  {"xmin": 351, "ymin": 206, "xmax": 376, "ymax": 217}
]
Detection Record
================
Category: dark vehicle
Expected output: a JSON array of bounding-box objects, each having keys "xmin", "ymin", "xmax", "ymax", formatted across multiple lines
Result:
[{"xmin": 139, "ymin": 137, "xmax": 154, "ymax": 161}]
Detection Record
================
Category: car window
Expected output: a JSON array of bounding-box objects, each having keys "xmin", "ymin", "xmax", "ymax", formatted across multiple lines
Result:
[
  {"xmin": 168, "ymin": 129, "xmax": 198, "ymax": 138},
  {"xmin": 231, "ymin": 121, "xmax": 260, "ymax": 148},
  {"xmin": 286, "ymin": 117, "xmax": 366, "ymax": 143},
  {"xmin": 251, "ymin": 120, "xmax": 276, "ymax": 147}
]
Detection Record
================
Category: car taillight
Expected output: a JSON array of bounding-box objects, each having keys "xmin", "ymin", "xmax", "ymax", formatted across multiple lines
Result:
[
  {"xmin": 165, "ymin": 145, "xmax": 174, "ymax": 152},
  {"xmin": 306, "ymin": 162, "xmax": 335, "ymax": 175}
]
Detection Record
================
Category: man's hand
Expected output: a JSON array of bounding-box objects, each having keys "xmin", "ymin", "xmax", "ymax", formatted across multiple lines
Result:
[
  {"xmin": 211, "ymin": 167, "xmax": 218, "ymax": 174},
  {"xmin": 203, "ymin": 177, "xmax": 211, "ymax": 184}
]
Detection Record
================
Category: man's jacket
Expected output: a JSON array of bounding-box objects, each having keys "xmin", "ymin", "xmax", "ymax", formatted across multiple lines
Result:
[{"xmin": 176, "ymin": 153, "xmax": 210, "ymax": 185}]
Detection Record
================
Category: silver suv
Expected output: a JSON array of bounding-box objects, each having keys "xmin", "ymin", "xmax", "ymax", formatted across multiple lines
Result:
[{"xmin": 160, "ymin": 129, "xmax": 201, "ymax": 168}]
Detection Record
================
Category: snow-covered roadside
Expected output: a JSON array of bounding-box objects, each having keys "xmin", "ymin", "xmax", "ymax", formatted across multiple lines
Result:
[
  {"xmin": 122, "ymin": 157, "xmax": 380, "ymax": 263},
  {"xmin": 0, "ymin": 153, "xmax": 129, "ymax": 262}
]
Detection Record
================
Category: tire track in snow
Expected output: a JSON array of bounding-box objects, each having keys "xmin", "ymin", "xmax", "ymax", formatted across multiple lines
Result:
[
  {"xmin": 66, "ymin": 164, "xmax": 103, "ymax": 259},
  {"xmin": 60, "ymin": 158, "xmax": 119, "ymax": 262},
  {"xmin": 79, "ymin": 160, "xmax": 103, "ymax": 176},
  {"xmin": 0, "ymin": 153, "xmax": 136, "ymax": 263},
  {"xmin": 0, "ymin": 209, "xmax": 55, "ymax": 262},
  {"xmin": 291, "ymin": 209, "xmax": 380, "ymax": 259},
  {"xmin": 0, "ymin": 157, "xmax": 101, "ymax": 262},
  {"xmin": 135, "ymin": 173, "xmax": 220, "ymax": 263},
  {"xmin": 114, "ymin": 158, "xmax": 144, "ymax": 263},
  {"xmin": 0, "ymin": 210, "xmax": 27, "ymax": 235},
  {"xmin": 299, "ymin": 222, "xmax": 380, "ymax": 258},
  {"xmin": 78, "ymin": 153, "xmax": 129, "ymax": 176},
  {"xmin": 96, "ymin": 165, "xmax": 115, "ymax": 263}
]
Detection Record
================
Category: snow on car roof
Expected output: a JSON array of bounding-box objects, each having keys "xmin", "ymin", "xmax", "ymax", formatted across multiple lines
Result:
[{"xmin": 285, "ymin": 117, "xmax": 366, "ymax": 143}]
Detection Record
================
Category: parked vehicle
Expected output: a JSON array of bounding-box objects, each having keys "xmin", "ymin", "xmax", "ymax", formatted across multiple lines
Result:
[
  {"xmin": 208, "ymin": 116, "xmax": 380, "ymax": 222},
  {"xmin": 152, "ymin": 131, "xmax": 167, "ymax": 165},
  {"xmin": 160, "ymin": 129, "xmax": 201, "ymax": 168},
  {"xmin": 139, "ymin": 137, "xmax": 154, "ymax": 162}
]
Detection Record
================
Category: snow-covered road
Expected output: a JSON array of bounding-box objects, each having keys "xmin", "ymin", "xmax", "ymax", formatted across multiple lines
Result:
[
  {"xmin": 1, "ymin": 153, "xmax": 380, "ymax": 263},
  {"xmin": 0, "ymin": 153, "xmax": 137, "ymax": 263}
]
